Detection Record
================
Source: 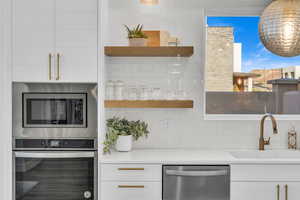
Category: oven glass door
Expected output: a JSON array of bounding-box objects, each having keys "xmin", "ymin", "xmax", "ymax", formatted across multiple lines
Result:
[
  {"xmin": 15, "ymin": 152, "xmax": 95, "ymax": 200},
  {"xmin": 23, "ymin": 93, "xmax": 87, "ymax": 128}
]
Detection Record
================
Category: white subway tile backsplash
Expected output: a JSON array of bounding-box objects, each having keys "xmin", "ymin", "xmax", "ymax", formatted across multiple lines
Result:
[{"xmin": 105, "ymin": 0, "xmax": 300, "ymax": 150}]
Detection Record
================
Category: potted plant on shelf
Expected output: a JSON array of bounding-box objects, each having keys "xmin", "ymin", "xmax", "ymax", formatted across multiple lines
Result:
[
  {"xmin": 103, "ymin": 117, "xmax": 149, "ymax": 154},
  {"xmin": 125, "ymin": 24, "xmax": 148, "ymax": 46}
]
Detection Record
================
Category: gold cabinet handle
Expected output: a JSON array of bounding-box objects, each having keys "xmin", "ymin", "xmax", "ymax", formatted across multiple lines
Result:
[
  {"xmin": 56, "ymin": 53, "xmax": 60, "ymax": 80},
  {"xmin": 118, "ymin": 185, "xmax": 145, "ymax": 189},
  {"xmin": 285, "ymin": 185, "xmax": 288, "ymax": 200},
  {"xmin": 118, "ymin": 168, "xmax": 145, "ymax": 171},
  {"xmin": 48, "ymin": 53, "xmax": 52, "ymax": 80},
  {"xmin": 277, "ymin": 184, "xmax": 280, "ymax": 200}
]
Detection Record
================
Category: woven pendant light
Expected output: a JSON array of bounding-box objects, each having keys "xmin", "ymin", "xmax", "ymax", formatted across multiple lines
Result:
[{"xmin": 259, "ymin": 0, "xmax": 300, "ymax": 57}]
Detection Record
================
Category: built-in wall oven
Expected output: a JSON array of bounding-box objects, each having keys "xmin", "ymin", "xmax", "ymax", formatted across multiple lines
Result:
[
  {"xmin": 12, "ymin": 83, "xmax": 98, "ymax": 200},
  {"xmin": 13, "ymin": 139, "xmax": 97, "ymax": 200}
]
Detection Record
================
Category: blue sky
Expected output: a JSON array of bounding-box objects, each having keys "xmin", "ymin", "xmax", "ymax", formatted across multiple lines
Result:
[{"xmin": 207, "ymin": 17, "xmax": 300, "ymax": 72}]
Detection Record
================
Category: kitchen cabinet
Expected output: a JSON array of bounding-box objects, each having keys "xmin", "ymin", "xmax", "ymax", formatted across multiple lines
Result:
[
  {"xmin": 231, "ymin": 164, "xmax": 300, "ymax": 200},
  {"xmin": 12, "ymin": 0, "xmax": 97, "ymax": 82},
  {"xmin": 100, "ymin": 164, "xmax": 162, "ymax": 200},
  {"xmin": 101, "ymin": 182, "xmax": 161, "ymax": 200},
  {"xmin": 12, "ymin": 0, "xmax": 55, "ymax": 82},
  {"xmin": 232, "ymin": 182, "xmax": 281, "ymax": 200},
  {"xmin": 232, "ymin": 182, "xmax": 300, "ymax": 200}
]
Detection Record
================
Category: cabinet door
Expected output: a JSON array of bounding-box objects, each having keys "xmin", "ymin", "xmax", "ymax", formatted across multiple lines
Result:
[
  {"xmin": 12, "ymin": 0, "xmax": 55, "ymax": 82},
  {"xmin": 231, "ymin": 182, "xmax": 281, "ymax": 200},
  {"xmin": 55, "ymin": 0, "xmax": 98, "ymax": 82},
  {"xmin": 284, "ymin": 182, "xmax": 300, "ymax": 200}
]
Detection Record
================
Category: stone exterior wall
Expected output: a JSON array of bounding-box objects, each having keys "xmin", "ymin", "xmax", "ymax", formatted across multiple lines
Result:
[
  {"xmin": 206, "ymin": 27, "xmax": 234, "ymax": 91},
  {"xmin": 251, "ymin": 68, "xmax": 282, "ymax": 91}
]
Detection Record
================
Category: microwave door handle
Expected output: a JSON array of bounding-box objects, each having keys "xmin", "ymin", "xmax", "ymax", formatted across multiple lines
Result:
[
  {"xmin": 14, "ymin": 152, "xmax": 95, "ymax": 158},
  {"xmin": 165, "ymin": 169, "xmax": 228, "ymax": 177}
]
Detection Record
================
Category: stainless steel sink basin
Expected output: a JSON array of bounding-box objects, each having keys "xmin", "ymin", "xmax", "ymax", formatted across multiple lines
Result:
[{"xmin": 230, "ymin": 150, "xmax": 300, "ymax": 159}]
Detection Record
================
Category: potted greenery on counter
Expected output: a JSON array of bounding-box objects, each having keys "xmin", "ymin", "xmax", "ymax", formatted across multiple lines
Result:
[
  {"xmin": 125, "ymin": 24, "xmax": 148, "ymax": 46},
  {"xmin": 103, "ymin": 117, "xmax": 149, "ymax": 154}
]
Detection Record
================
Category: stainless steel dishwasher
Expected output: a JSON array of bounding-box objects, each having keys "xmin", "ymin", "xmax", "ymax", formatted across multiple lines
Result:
[{"xmin": 163, "ymin": 165, "xmax": 230, "ymax": 200}]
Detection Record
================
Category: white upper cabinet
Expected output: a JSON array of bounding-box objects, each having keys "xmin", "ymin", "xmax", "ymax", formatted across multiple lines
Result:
[
  {"xmin": 12, "ymin": 0, "xmax": 98, "ymax": 83},
  {"xmin": 55, "ymin": 0, "xmax": 97, "ymax": 82},
  {"xmin": 12, "ymin": 0, "xmax": 55, "ymax": 82}
]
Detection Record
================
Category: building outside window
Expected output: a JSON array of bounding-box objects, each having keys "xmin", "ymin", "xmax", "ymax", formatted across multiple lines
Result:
[{"xmin": 205, "ymin": 17, "xmax": 300, "ymax": 115}]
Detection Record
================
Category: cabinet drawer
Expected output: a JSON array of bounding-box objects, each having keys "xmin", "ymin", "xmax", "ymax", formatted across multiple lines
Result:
[
  {"xmin": 101, "ymin": 164, "xmax": 162, "ymax": 181},
  {"xmin": 101, "ymin": 182, "xmax": 161, "ymax": 200},
  {"xmin": 231, "ymin": 164, "xmax": 300, "ymax": 181}
]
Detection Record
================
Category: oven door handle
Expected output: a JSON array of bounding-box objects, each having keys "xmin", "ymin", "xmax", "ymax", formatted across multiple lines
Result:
[
  {"xmin": 14, "ymin": 151, "xmax": 95, "ymax": 158},
  {"xmin": 165, "ymin": 169, "xmax": 228, "ymax": 177}
]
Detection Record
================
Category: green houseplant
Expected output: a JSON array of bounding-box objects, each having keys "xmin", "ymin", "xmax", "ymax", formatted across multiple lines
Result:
[
  {"xmin": 124, "ymin": 24, "xmax": 148, "ymax": 46},
  {"xmin": 103, "ymin": 117, "xmax": 149, "ymax": 154}
]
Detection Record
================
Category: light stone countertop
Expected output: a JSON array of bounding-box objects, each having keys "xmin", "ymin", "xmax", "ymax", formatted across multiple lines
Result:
[{"xmin": 99, "ymin": 149, "xmax": 300, "ymax": 164}]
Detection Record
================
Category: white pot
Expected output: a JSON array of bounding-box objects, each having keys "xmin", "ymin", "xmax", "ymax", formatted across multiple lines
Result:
[
  {"xmin": 115, "ymin": 135, "xmax": 132, "ymax": 152},
  {"xmin": 128, "ymin": 38, "xmax": 147, "ymax": 46}
]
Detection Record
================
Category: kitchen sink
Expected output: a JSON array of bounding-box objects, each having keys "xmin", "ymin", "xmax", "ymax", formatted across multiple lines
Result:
[{"xmin": 230, "ymin": 150, "xmax": 300, "ymax": 159}]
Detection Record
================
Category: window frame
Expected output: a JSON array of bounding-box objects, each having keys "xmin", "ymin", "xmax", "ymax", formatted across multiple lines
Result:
[{"xmin": 203, "ymin": 8, "xmax": 300, "ymax": 120}]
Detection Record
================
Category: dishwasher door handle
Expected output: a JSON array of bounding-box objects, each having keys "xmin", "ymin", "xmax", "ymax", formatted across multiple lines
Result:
[{"xmin": 165, "ymin": 169, "xmax": 228, "ymax": 177}]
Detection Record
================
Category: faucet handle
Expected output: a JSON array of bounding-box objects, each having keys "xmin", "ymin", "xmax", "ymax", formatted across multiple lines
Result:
[{"xmin": 264, "ymin": 137, "xmax": 271, "ymax": 145}]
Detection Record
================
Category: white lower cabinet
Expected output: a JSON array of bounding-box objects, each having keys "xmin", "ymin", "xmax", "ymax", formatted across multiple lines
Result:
[
  {"xmin": 101, "ymin": 182, "xmax": 161, "ymax": 200},
  {"xmin": 100, "ymin": 164, "xmax": 162, "ymax": 200},
  {"xmin": 231, "ymin": 164, "xmax": 300, "ymax": 200},
  {"xmin": 232, "ymin": 182, "xmax": 300, "ymax": 200}
]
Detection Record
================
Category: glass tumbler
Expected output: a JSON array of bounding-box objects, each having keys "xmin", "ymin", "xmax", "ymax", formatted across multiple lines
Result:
[
  {"xmin": 105, "ymin": 80, "xmax": 115, "ymax": 100},
  {"xmin": 127, "ymin": 85, "xmax": 138, "ymax": 100},
  {"xmin": 114, "ymin": 80, "xmax": 125, "ymax": 100},
  {"xmin": 140, "ymin": 86, "xmax": 149, "ymax": 100},
  {"xmin": 152, "ymin": 88, "xmax": 161, "ymax": 100}
]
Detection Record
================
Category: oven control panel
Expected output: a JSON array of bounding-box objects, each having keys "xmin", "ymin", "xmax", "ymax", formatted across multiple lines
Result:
[{"xmin": 14, "ymin": 139, "xmax": 95, "ymax": 150}]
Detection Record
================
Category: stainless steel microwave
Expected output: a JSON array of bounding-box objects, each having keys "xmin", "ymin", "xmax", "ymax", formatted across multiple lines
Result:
[
  {"xmin": 22, "ymin": 93, "xmax": 87, "ymax": 128},
  {"xmin": 13, "ymin": 83, "xmax": 97, "ymax": 139}
]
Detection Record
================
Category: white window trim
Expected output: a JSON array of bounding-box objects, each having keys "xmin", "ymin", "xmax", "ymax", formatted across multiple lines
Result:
[{"xmin": 203, "ymin": 8, "xmax": 300, "ymax": 121}]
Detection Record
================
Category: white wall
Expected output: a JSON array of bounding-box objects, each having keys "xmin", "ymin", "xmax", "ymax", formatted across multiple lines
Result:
[
  {"xmin": 104, "ymin": 0, "xmax": 299, "ymax": 150},
  {"xmin": 0, "ymin": 0, "xmax": 12, "ymax": 199}
]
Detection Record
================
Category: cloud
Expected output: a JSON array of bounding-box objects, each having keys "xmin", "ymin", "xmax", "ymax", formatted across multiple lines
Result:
[
  {"xmin": 242, "ymin": 41, "xmax": 300, "ymax": 72},
  {"xmin": 243, "ymin": 58, "xmax": 295, "ymax": 72}
]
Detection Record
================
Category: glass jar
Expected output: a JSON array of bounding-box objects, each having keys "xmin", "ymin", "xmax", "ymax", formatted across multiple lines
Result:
[
  {"xmin": 168, "ymin": 55, "xmax": 186, "ymax": 99},
  {"xmin": 127, "ymin": 85, "xmax": 138, "ymax": 100},
  {"xmin": 140, "ymin": 86, "xmax": 149, "ymax": 100},
  {"xmin": 105, "ymin": 80, "xmax": 115, "ymax": 100},
  {"xmin": 114, "ymin": 80, "xmax": 125, "ymax": 100},
  {"xmin": 152, "ymin": 88, "xmax": 161, "ymax": 100}
]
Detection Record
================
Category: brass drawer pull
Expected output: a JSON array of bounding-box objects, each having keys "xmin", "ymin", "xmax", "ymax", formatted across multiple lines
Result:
[
  {"xmin": 277, "ymin": 184, "xmax": 280, "ymax": 200},
  {"xmin": 118, "ymin": 168, "xmax": 145, "ymax": 171},
  {"xmin": 56, "ymin": 53, "xmax": 60, "ymax": 80},
  {"xmin": 118, "ymin": 185, "xmax": 145, "ymax": 189},
  {"xmin": 285, "ymin": 184, "xmax": 288, "ymax": 200},
  {"xmin": 48, "ymin": 53, "xmax": 52, "ymax": 80}
]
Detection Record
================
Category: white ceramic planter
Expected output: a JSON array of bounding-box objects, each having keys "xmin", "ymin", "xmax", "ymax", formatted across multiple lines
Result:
[
  {"xmin": 128, "ymin": 38, "xmax": 147, "ymax": 46},
  {"xmin": 115, "ymin": 135, "xmax": 133, "ymax": 152}
]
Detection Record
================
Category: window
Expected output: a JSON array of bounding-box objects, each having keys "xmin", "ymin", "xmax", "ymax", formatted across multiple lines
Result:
[{"xmin": 205, "ymin": 16, "xmax": 300, "ymax": 115}]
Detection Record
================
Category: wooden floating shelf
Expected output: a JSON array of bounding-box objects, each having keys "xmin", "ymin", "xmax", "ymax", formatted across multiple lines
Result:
[
  {"xmin": 105, "ymin": 100, "xmax": 194, "ymax": 108},
  {"xmin": 104, "ymin": 46, "xmax": 194, "ymax": 57}
]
